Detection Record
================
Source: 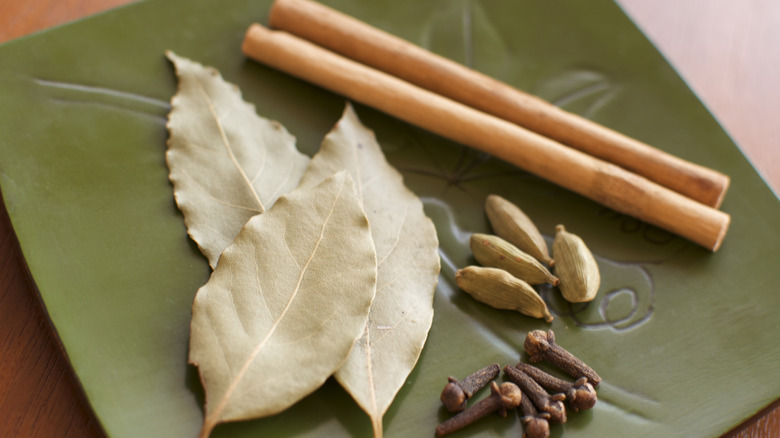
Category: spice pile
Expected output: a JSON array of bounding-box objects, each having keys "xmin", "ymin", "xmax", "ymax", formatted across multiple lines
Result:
[
  {"xmin": 456, "ymin": 195, "xmax": 601, "ymax": 322},
  {"xmin": 436, "ymin": 330, "xmax": 600, "ymax": 437}
]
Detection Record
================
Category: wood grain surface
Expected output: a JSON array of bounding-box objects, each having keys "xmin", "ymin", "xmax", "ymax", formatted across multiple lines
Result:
[{"xmin": 0, "ymin": 1, "xmax": 777, "ymax": 437}]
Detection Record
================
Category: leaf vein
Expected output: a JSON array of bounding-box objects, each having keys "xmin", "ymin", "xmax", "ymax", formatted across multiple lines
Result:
[
  {"xmin": 265, "ymin": 157, "xmax": 298, "ymax": 203},
  {"xmin": 180, "ymin": 166, "xmax": 263, "ymax": 214},
  {"xmin": 363, "ymin": 324, "xmax": 379, "ymax": 419},
  {"xmin": 225, "ymin": 273, "xmax": 253, "ymax": 338},
  {"xmin": 283, "ymin": 227, "xmax": 303, "ymax": 272},
  {"xmin": 254, "ymin": 254, "xmax": 272, "ymax": 320},
  {"xmin": 270, "ymin": 308, "xmax": 339, "ymax": 347},
  {"xmin": 205, "ymin": 175, "xmax": 347, "ymax": 424},
  {"xmin": 372, "ymin": 311, "xmax": 412, "ymax": 346},
  {"xmin": 376, "ymin": 208, "xmax": 409, "ymax": 268},
  {"xmin": 195, "ymin": 81, "xmax": 265, "ymax": 212}
]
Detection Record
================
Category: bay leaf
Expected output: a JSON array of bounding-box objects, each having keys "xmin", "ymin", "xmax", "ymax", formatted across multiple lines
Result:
[
  {"xmin": 189, "ymin": 171, "xmax": 377, "ymax": 437},
  {"xmin": 165, "ymin": 51, "xmax": 309, "ymax": 267},
  {"xmin": 298, "ymin": 104, "xmax": 440, "ymax": 437}
]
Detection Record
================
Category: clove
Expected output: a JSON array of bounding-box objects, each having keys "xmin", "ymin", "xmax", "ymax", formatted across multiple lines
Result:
[
  {"xmin": 518, "ymin": 388, "xmax": 551, "ymax": 438},
  {"xmin": 503, "ymin": 365, "xmax": 566, "ymax": 423},
  {"xmin": 435, "ymin": 381, "xmax": 523, "ymax": 436},
  {"xmin": 524, "ymin": 329, "xmax": 602, "ymax": 386},
  {"xmin": 514, "ymin": 362, "xmax": 597, "ymax": 412},
  {"xmin": 440, "ymin": 363, "xmax": 501, "ymax": 412}
]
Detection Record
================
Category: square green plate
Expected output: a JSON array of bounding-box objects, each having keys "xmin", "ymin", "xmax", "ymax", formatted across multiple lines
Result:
[{"xmin": 1, "ymin": 0, "xmax": 778, "ymax": 437}]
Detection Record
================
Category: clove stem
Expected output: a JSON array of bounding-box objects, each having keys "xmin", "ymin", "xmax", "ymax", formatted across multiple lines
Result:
[
  {"xmin": 524, "ymin": 330, "xmax": 601, "ymax": 386},
  {"xmin": 435, "ymin": 381, "xmax": 523, "ymax": 436},
  {"xmin": 514, "ymin": 362, "xmax": 597, "ymax": 412},
  {"xmin": 440, "ymin": 363, "xmax": 500, "ymax": 412},
  {"xmin": 503, "ymin": 365, "xmax": 566, "ymax": 423}
]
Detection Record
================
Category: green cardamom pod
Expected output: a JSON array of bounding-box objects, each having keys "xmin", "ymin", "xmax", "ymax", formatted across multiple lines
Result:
[
  {"xmin": 485, "ymin": 195, "xmax": 553, "ymax": 267},
  {"xmin": 552, "ymin": 225, "xmax": 600, "ymax": 303},
  {"xmin": 455, "ymin": 266, "xmax": 553, "ymax": 322},
  {"xmin": 470, "ymin": 233, "xmax": 559, "ymax": 286}
]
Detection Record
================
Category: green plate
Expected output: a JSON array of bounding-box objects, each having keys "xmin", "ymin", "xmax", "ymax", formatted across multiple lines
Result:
[{"xmin": 1, "ymin": 0, "xmax": 778, "ymax": 437}]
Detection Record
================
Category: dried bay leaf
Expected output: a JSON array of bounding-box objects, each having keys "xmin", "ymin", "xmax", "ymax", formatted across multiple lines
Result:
[
  {"xmin": 167, "ymin": 54, "xmax": 436, "ymax": 436},
  {"xmin": 189, "ymin": 171, "xmax": 377, "ymax": 437},
  {"xmin": 298, "ymin": 104, "xmax": 440, "ymax": 437},
  {"xmin": 165, "ymin": 51, "xmax": 309, "ymax": 267}
]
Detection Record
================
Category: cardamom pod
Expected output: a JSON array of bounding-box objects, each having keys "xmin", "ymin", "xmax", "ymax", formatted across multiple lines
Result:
[
  {"xmin": 552, "ymin": 225, "xmax": 600, "ymax": 303},
  {"xmin": 485, "ymin": 195, "xmax": 553, "ymax": 267},
  {"xmin": 470, "ymin": 233, "xmax": 559, "ymax": 286},
  {"xmin": 455, "ymin": 266, "xmax": 553, "ymax": 322}
]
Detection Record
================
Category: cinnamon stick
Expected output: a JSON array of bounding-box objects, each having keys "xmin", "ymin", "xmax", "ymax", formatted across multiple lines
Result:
[
  {"xmin": 242, "ymin": 24, "xmax": 730, "ymax": 251},
  {"xmin": 268, "ymin": 0, "xmax": 730, "ymax": 208}
]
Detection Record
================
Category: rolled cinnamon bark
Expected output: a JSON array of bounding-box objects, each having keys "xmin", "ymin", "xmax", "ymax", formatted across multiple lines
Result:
[
  {"xmin": 242, "ymin": 24, "xmax": 730, "ymax": 251},
  {"xmin": 268, "ymin": 0, "xmax": 730, "ymax": 208}
]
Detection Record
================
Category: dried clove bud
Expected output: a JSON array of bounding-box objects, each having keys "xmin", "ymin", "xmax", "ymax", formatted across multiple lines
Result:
[
  {"xmin": 435, "ymin": 381, "xmax": 523, "ymax": 436},
  {"xmin": 503, "ymin": 365, "xmax": 566, "ymax": 423},
  {"xmin": 524, "ymin": 329, "xmax": 601, "ymax": 386},
  {"xmin": 440, "ymin": 364, "xmax": 500, "ymax": 412},
  {"xmin": 514, "ymin": 362, "xmax": 597, "ymax": 412}
]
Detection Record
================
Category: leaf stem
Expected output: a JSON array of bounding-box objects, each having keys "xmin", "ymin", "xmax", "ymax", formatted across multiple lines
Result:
[
  {"xmin": 198, "ymin": 417, "xmax": 216, "ymax": 438},
  {"xmin": 371, "ymin": 415, "xmax": 383, "ymax": 438}
]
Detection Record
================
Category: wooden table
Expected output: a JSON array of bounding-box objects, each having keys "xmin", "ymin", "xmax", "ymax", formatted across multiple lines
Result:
[{"xmin": 1, "ymin": 1, "xmax": 777, "ymax": 436}]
